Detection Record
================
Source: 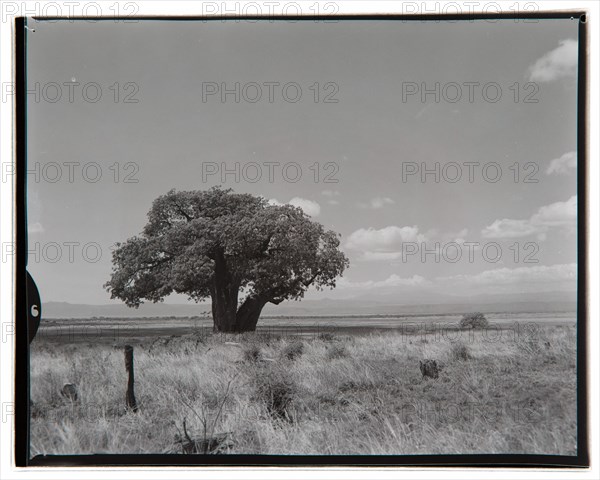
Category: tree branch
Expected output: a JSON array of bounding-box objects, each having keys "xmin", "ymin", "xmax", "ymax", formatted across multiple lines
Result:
[
  {"xmin": 123, "ymin": 255, "xmax": 175, "ymax": 285},
  {"xmin": 171, "ymin": 199, "xmax": 193, "ymax": 221},
  {"xmin": 302, "ymin": 270, "xmax": 321, "ymax": 287}
]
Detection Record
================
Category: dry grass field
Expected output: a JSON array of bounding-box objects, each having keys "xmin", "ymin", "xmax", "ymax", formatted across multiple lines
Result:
[{"xmin": 29, "ymin": 319, "xmax": 577, "ymax": 456}]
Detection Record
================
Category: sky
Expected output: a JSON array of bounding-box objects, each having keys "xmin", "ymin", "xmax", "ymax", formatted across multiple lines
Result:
[{"xmin": 25, "ymin": 17, "xmax": 580, "ymax": 305}]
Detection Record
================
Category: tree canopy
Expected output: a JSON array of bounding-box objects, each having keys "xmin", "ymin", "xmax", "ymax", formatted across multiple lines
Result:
[{"xmin": 105, "ymin": 187, "xmax": 349, "ymax": 332}]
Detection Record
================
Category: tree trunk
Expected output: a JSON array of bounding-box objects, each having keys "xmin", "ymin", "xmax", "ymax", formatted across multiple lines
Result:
[
  {"xmin": 211, "ymin": 293, "xmax": 238, "ymax": 332},
  {"xmin": 235, "ymin": 294, "xmax": 269, "ymax": 332},
  {"xmin": 210, "ymin": 251, "xmax": 284, "ymax": 332},
  {"xmin": 211, "ymin": 251, "xmax": 239, "ymax": 332}
]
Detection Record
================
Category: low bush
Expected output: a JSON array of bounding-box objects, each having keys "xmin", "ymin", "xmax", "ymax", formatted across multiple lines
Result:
[
  {"xmin": 243, "ymin": 344, "xmax": 262, "ymax": 362},
  {"xmin": 460, "ymin": 312, "xmax": 489, "ymax": 329},
  {"xmin": 282, "ymin": 341, "xmax": 304, "ymax": 361},
  {"xmin": 253, "ymin": 368, "xmax": 297, "ymax": 420},
  {"xmin": 326, "ymin": 344, "xmax": 348, "ymax": 360},
  {"xmin": 450, "ymin": 342, "xmax": 472, "ymax": 361},
  {"xmin": 318, "ymin": 332, "xmax": 336, "ymax": 342}
]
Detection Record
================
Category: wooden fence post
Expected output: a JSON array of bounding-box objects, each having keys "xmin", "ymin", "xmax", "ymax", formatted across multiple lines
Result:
[{"xmin": 124, "ymin": 345, "xmax": 138, "ymax": 412}]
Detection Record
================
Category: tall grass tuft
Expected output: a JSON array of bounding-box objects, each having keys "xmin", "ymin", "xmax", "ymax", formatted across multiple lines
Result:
[
  {"xmin": 326, "ymin": 343, "xmax": 348, "ymax": 360},
  {"xmin": 450, "ymin": 342, "xmax": 472, "ymax": 361},
  {"xmin": 243, "ymin": 343, "xmax": 262, "ymax": 363},
  {"xmin": 282, "ymin": 341, "xmax": 304, "ymax": 361},
  {"xmin": 252, "ymin": 367, "xmax": 297, "ymax": 421}
]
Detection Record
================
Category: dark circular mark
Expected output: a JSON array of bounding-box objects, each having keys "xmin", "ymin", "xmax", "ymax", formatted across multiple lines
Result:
[{"xmin": 27, "ymin": 271, "xmax": 41, "ymax": 343}]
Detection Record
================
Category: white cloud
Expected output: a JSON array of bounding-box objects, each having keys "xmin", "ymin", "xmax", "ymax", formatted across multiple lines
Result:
[
  {"xmin": 321, "ymin": 189, "xmax": 340, "ymax": 197},
  {"xmin": 370, "ymin": 197, "xmax": 395, "ymax": 209},
  {"xmin": 531, "ymin": 195, "xmax": 577, "ymax": 227},
  {"xmin": 482, "ymin": 196, "xmax": 576, "ymax": 239},
  {"xmin": 361, "ymin": 251, "xmax": 404, "ymax": 261},
  {"xmin": 345, "ymin": 225, "xmax": 425, "ymax": 253},
  {"xmin": 528, "ymin": 39, "xmax": 578, "ymax": 82},
  {"xmin": 452, "ymin": 229, "xmax": 468, "ymax": 244},
  {"xmin": 338, "ymin": 274, "xmax": 429, "ymax": 290},
  {"xmin": 327, "ymin": 199, "xmax": 340, "ymax": 206},
  {"xmin": 437, "ymin": 263, "xmax": 576, "ymax": 286},
  {"xmin": 358, "ymin": 197, "xmax": 395, "ymax": 210},
  {"xmin": 426, "ymin": 228, "xmax": 469, "ymax": 244},
  {"xmin": 289, "ymin": 197, "xmax": 321, "ymax": 217},
  {"xmin": 547, "ymin": 151, "xmax": 577, "ymax": 175},
  {"xmin": 268, "ymin": 197, "xmax": 321, "ymax": 217},
  {"xmin": 28, "ymin": 222, "xmax": 44, "ymax": 234},
  {"xmin": 346, "ymin": 226, "xmax": 475, "ymax": 262},
  {"xmin": 481, "ymin": 219, "xmax": 540, "ymax": 239}
]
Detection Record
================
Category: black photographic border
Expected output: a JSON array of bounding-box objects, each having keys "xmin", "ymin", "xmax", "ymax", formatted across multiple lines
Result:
[{"xmin": 14, "ymin": 10, "xmax": 589, "ymax": 468}]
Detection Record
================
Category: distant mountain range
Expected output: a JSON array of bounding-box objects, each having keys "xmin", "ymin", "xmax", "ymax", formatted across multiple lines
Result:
[{"xmin": 42, "ymin": 291, "xmax": 577, "ymax": 318}]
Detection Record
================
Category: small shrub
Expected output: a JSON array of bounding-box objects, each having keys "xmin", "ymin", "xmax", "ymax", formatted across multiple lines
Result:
[
  {"xmin": 60, "ymin": 383, "xmax": 79, "ymax": 402},
  {"xmin": 338, "ymin": 380, "xmax": 359, "ymax": 392},
  {"xmin": 419, "ymin": 359, "xmax": 439, "ymax": 379},
  {"xmin": 253, "ymin": 369, "xmax": 297, "ymax": 420},
  {"xmin": 450, "ymin": 342, "xmax": 472, "ymax": 361},
  {"xmin": 282, "ymin": 341, "xmax": 304, "ymax": 361},
  {"xmin": 318, "ymin": 332, "xmax": 336, "ymax": 342},
  {"xmin": 515, "ymin": 335, "xmax": 542, "ymax": 355},
  {"xmin": 460, "ymin": 312, "xmax": 489, "ymax": 329},
  {"xmin": 338, "ymin": 379, "xmax": 374, "ymax": 393},
  {"xmin": 316, "ymin": 392, "xmax": 338, "ymax": 405},
  {"xmin": 253, "ymin": 332, "xmax": 278, "ymax": 345},
  {"xmin": 326, "ymin": 344, "xmax": 348, "ymax": 360},
  {"xmin": 235, "ymin": 428, "xmax": 262, "ymax": 454},
  {"xmin": 243, "ymin": 344, "xmax": 262, "ymax": 362}
]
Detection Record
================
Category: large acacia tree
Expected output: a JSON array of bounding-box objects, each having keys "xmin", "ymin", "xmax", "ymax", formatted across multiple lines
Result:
[{"xmin": 105, "ymin": 187, "xmax": 349, "ymax": 332}]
